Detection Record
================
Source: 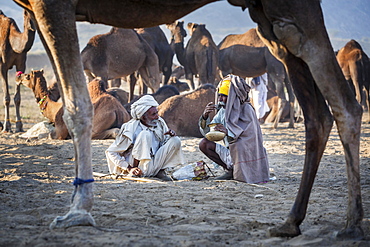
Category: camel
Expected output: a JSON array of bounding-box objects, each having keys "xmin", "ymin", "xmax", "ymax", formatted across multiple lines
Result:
[
  {"xmin": 166, "ymin": 21, "xmax": 219, "ymax": 90},
  {"xmin": 218, "ymin": 28, "xmax": 295, "ymax": 129},
  {"xmin": 158, "ymin": 84, "xmax": 216, "ymax": 137},
  {"xmin": 123, "ymin": 85, "xmax": 180, "ymax": 115},
  {"xmin": 16, "ymin": 69, "xmax": 130, "ymax": 139},
  {"xmin": 12, "ymin": 0, "xmax": 363, "ymax": 240},
  {"xmin": 81, "ymin": 27, "xmax": 161, "ymax": 101},
  {"xmin": 135, "ymin": 26, "xmax": 174, "ymax": 85},
  {"xmin": 336, "ymin": 39, "xmax": 370, "ymax": 122},
  {"xmin": 0, "ymin": 9, "xmax": 35, "ymax": 133}
]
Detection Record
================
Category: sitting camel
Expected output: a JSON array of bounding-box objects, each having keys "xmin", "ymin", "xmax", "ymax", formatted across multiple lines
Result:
[
  {"xmin": 158, "ymin": 84, "xmax": 216, "ymax": 137},
  {"xmin": 14, "ymin": 0, "xmax": 363, "ymax": 240},
  {"xmin": 16, "ymin": 70, "xmax": 130, "ymax": 139}
]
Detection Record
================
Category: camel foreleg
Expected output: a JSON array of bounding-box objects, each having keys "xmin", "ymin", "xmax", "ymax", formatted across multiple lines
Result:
[{"xmin": 28, "ymin": 1, "xmax": 95, "ymax": 229}]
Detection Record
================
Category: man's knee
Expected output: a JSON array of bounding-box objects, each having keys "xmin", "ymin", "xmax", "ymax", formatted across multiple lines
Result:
[
  {"xmin": 167, "ymin": 136, "xmax": 181, "ymax": 149},
  {"xmin": 199, "ymin": 138, "xmax": 210, "ymax": 153}
]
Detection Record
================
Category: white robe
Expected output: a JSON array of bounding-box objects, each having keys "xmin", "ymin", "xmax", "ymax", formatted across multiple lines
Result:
[
  {"xmin": 249, "ymin": 74, "xmax": 270, "ymax": 119},
  {"xmin": 106, "ymin": 117, "xmax": 184, "ymax": 177}
]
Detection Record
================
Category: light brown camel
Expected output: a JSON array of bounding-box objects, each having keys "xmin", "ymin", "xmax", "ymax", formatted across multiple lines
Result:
[
  {"xmin": 123, "ymin": 85, "xmax": 180, "ymax": 115},
  {"xmin": 16, "ymin": 70, "xmax": 130, "ymax": 139},
  {"xmin": 166, "ymin": 21, "xmax": 219, "ymax": 90},
  {"xmin": 218, "ymin": 28, "xmax": 295, "ymax": 129},
  {"xmin": 135, "ymin": 26, "xmax": 174, "ymax": 85},
  {"xmin": 336, "ymin": 39, "xmax": 370, "ymax": 122},
  {"xmin": 13, "ymin": 0, "xmax": 363, "ymax": 240},
  {"xmin": 81, "ymin": 27, "xmax": 160, "ymax": 101},
  {"xmin": 0, "ymin": 9, "xmax": 35, "ymax": 133},
  {"xmin": 158, "ymin": 84, "xmax": 216, "ymax": 137}
]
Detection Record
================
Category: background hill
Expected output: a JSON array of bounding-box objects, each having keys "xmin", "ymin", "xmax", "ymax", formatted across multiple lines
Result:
[{"xmin": 2, "ymin": 0, "xmax": 370, "ymax": 74}]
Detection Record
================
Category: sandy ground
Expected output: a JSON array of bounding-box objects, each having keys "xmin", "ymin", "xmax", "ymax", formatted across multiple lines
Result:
[{"xmin": 0, "ymin": 87, "xmax": 369, "ymax": 246}]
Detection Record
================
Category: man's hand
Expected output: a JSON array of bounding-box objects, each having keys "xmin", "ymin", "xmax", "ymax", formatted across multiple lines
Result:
[
  {"xmin": 129, "ymin": 167, "xmax": 143, "ymax": 177},
  {"xmin": 164, "ymin": 129, "xmax": 176, "ymax": 137},
  {"xmin": 202, "ymin": 102, "xmax": 216, "ymax": 119},
  {"xmin": 214, "ymin": 123, "xmax": 228, "ymax": 135}
]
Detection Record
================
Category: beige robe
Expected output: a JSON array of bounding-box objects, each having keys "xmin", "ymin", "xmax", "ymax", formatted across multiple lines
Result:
[{"xmin": 226, "ymin": 75, "xmax": 270, "ymax": 183}]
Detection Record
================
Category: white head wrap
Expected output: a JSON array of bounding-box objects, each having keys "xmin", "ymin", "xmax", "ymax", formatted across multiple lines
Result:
[{"xmin": 130, "ymin": 95, "xmax": 159, "ymax": 120}]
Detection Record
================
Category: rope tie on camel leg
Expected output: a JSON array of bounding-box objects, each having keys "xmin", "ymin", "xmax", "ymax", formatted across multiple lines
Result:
[
  {"xmin": 73, "ymin": 177, "xmax": 94, "ymax": 187},
  {"xmin": 71, "ymin": 177, "xmax": 95, "ymax": 203}
]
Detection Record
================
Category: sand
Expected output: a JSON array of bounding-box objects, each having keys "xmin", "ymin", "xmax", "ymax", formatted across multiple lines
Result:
[{"xmin": 0, "ymin": 90, "xmax": 369, "ymax": 246}]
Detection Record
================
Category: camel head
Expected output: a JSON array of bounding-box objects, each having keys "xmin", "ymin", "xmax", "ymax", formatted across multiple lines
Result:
[
  {"xmin": 166, "ymin": 20, "xmax": 186, "ymax": 43},
  {"xmin": 16, "ymin": 69, "xmax": 44, "ymax": 90},
  {"xmin": 187, "ymin": 23, "xmax": 206, "ymax": 36}
]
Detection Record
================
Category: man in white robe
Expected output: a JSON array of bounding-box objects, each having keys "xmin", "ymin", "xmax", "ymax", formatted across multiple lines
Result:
[
  {"xmin": 249, "ymin": 73, "xmax": 269, "ymax": 123},
  {"xmin": 106, "ymin": 95, "xmax": 184, "ymax": 181}
]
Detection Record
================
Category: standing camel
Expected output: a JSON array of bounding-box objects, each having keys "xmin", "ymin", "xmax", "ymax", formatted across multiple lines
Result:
[
  {"xmin": 81, "ymin": 27, "xmax": 160, "ymax": 101},
  {"xmin": 218, "ymin": 28, "xmax": 295, "ymax": 128},
  {"xmin": 12, "ymin": 0, "xmax": 363, "ymax": 240},
  {"xmin": 336, "ymin": 39, "xmax": 370, "ymax": 122},
  {"xmin": 0, "ymin": 9, "xmax": 35, "ymax": 132},
  {"xmin": 135, "ymin": 26, "xmax": 174, "ymax": 85},
  {"xmin": 166, "ymin": 21, "xmax": 219, "ymax": 90}
]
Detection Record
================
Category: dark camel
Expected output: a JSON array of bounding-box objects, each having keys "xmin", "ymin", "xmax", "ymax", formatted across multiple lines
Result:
[
  {"xmin": 16, "ymin": 70, "xmax": 130, "ymax": 139},
  {"xmin": 166, "ymin": 21, "xmax": 219, "ymax": 90},
  {"xmin": 336, "ymin": 39, "xmax": 370, "ymax": 122},
  {"xmin": 13, "ymin": 0, "xmax": 363, "ymax": 240},
  {"xmin": 0, "ymin": 9, "xmax": 35, "ymax": 133},
  {"xmin": 135, "ymin": 26, "xmax": 174, "ymax": 85},
  {"xmin": 218, "ymin": 28, "xmax": 295, "ymax": 128}
]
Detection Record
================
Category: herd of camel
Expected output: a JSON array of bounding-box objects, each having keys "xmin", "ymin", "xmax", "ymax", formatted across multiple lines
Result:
[{"xmin": 0, "ymin": 0, "xmax": 368, "ymax": 241}]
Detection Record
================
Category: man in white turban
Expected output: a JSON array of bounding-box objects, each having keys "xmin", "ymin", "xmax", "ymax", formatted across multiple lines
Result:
[{"xmin": 106, "ymin": 95, "xmax": 183, "ymax": 181}]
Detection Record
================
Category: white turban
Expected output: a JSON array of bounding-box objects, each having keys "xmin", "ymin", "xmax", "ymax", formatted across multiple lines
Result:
[{"xmin": 130, "ymin": 95, "xmax": 159, "ymax": 120}]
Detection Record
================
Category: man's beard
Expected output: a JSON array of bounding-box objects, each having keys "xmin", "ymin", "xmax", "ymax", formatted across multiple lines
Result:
[
  {"xmin": 217, "ymin": 101, "xmax": 226, "ymax": 110},
  {"xmin": 147, "ymin": 119, "xmax": 158, "ymax": 127}
]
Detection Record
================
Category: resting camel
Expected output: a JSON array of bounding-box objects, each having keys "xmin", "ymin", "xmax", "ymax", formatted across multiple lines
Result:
[
  {"xmin": 166, "ymin": 21, "xmax": 219, "ymax": 90},
  {"xmin": 218, "ymin": 28, "xmax": 295, "ymax": 128},
  {"xmin": 336, "ymin": 39, "xmax": 370, "ymax": 122},
  {"xmin": 81, "ymin": 27, "xmax": 160, "ymax": 101},
  {"xmin": 0, "ymin": 9, "xmax": 35, "ymax": 133},
  {"xmin": 13, "ymin": 0, "xmax": 363, "ymax": 240},
  {"xmin": 158, "ymin": 84, "xmax": 216, "ymax": 137},
  {"xmin": 16, "ymin": 70, "xmax": 130, "ymax": 139}
]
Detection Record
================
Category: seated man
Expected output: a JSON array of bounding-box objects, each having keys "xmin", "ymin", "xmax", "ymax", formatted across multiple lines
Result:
[
  {"xmin": 106, "ymin": 95, "xmax": 183, "ymax": 181},
  {"xmin": 198, "ymin": 74, "xmax": 270, "ymax": 183}
]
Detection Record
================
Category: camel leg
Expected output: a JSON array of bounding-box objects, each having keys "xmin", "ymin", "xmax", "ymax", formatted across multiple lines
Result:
[
  {"xmin": 127, "ymin": 74, "xmax": 137, "ymax": 102},
  {"xmin": 28, "ymin": 2, "xmax": 95, "ymax": 229},
  {"xmin": 14, "ymin": 83, "xmax": 24, "ymax": 132},
  {"xmin": 252, "ymin": 0, "xmax": 363, "ymax": 239},
  {"xmin": 268, "ymin": 56, "xmax": 334, "ymax": 237},
  {"xmin": 0, "ymin": 67, "xmax": 11, "ymax": 133}
]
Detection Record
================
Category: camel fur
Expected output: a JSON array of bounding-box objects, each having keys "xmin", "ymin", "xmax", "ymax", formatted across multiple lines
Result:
[
  {"xmin": 166, "ymin": 21, "xmax": 219, "ymax": 90},
  {"xmin": 158, "ymin": 84, "xmax": 216, "ymax": 137},
  {"xmin": 336, "ymin": 39, "xmax": 370, "ymax": 122},
  {"xmin": 13, "ymin": 0, "xmax": 364, "ymax": 240},
  {"xmin": 0, "ymin": 9, "xmax": 35, "ymax": 132},
  {"xmin": 81, "ymin": 27, "xmax": 161, "ymax": 101},
  {"xmin": 16, "ymin": 70, "xmax": 130, "ymax": 139}
]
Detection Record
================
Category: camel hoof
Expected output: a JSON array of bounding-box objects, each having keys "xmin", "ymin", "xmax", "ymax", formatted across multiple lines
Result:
[
  {"xmin": 267, "ymin": 223, "xmax": 301, "ymax": 238},
  {"xmin": 49, "ymin": 211, "xmax": 96, "ymax": 229},
  {"xmin": 336, "ymin": 226, "xmax": 364, "ymax": 240}
]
